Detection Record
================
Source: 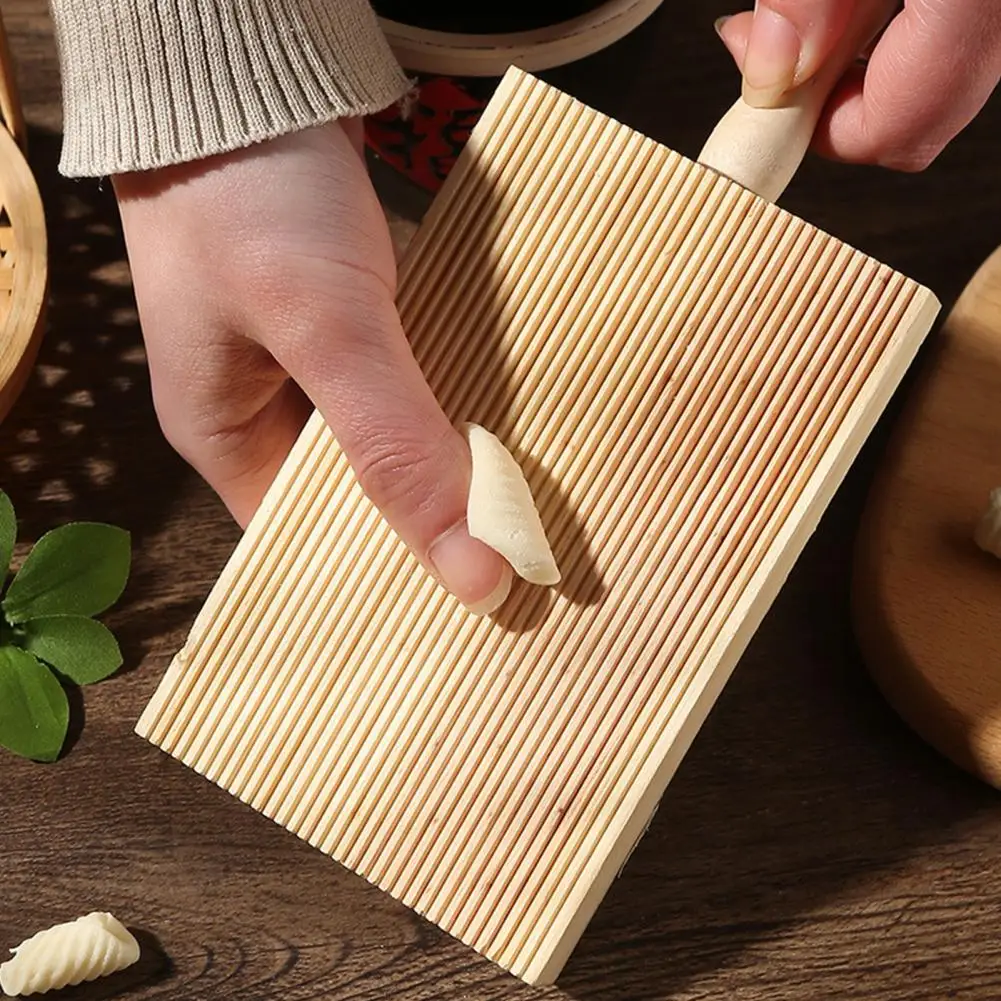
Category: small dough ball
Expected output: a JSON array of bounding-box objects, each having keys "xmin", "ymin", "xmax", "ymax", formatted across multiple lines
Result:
[{"xmin": 464, "ymin": 423, "xmax": 561, "ymax": 586}]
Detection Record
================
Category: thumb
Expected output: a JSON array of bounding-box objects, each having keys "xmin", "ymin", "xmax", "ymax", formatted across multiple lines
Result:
[
  {"xmin": 732, "ymin": 0, "xmax": 866, "ymax": 107},
  {"xmin": 272, "ymin": 270, "xmax": 514, "ymax": 617}
]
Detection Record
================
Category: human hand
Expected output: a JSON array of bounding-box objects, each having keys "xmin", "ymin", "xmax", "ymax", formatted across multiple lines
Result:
[
  {"xmin": 716, "ymin": 0, "xmax": 1001, "ymax": 169},
  {"xmin": 113, "ymin": 120, "xmax": 513, "ymax": 614}
]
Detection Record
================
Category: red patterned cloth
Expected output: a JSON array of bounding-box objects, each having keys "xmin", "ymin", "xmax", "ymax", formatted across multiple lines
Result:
[{"xmin": 364, "ymin": 75, "xmax": 498, "ymax": 191}]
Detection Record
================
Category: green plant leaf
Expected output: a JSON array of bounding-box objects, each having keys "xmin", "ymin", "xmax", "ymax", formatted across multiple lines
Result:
[
  {"xmin": 0, "ymin": 490, "xmax": 15, "ymax": 580},
  {"xmin": 20, "ymin": 615, "xmax": 123, "ymax": 685},
  {"xmin": 0, "ymin": 646, "xmax": 68, "ymax": 762},
  {"xmin": 2, "ymin": 523, "xmax": 130, "ymax": 623}
]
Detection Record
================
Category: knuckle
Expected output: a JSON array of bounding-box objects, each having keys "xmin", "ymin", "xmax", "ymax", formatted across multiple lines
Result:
[
  {"xmin": 155, "ymin": 410, "xmax": 212, "ymax": 480},
  {"xmin": 152, "ymin": 396, "xmax": 220, "ymax": 469},
  {"xmin": 858, "ymin": 111, "xmax": 945, "ymax": 173},
  {"xmin": 351, "ymin": 432, "xmax": 450, "ymax": 523},
  {"xmin": 156, "ymin": 417, "xmax": 191, "ymax": 464},
  {"xmin": 147, "ymin": 388, "xmax": 191, "ymax": 461},
  {"xmin": 262, "ymin": 265, "xmax": 395, "ymax": 372},
  {"xmin": 757, "ymin": 0, "xmax": 825, "ymax": 24},
  {"xmin": 878, "ymin": 145, "xmax": 941, "ymax": 173}
]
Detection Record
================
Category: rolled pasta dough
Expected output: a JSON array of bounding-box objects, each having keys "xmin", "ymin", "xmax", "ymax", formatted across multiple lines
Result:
[
  {"xmin": 0, "ymin": 912, "xmax": 140, "ymax": 997},
  {"xmin": 464, "ymin": 423, "xmax": 561, "ymax": 587}
]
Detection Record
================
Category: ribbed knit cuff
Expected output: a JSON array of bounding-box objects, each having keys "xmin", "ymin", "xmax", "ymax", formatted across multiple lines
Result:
[{"xmin": 50, "ymin": 0, "xmax": 411, "ymax": 177}]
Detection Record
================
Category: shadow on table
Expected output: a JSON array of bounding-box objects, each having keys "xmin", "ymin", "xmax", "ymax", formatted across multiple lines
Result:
[
  {"xmin": 37, "ymin": 928, "xmax": 172, "ymax": 1000},
  {"xmin": 0, "ymin": 126, "xmax": 212, "ymax": 662}
]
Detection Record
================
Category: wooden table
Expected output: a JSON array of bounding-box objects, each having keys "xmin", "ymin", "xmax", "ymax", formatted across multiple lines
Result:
[{"xmin": 2, "ymin": 4, "xmax": 1000, "ymax": 999}]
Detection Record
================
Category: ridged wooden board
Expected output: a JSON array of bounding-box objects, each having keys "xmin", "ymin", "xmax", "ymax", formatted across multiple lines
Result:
[{"xmin": 136, "ymin": 67, "xmax": 940, "ymax": 985}]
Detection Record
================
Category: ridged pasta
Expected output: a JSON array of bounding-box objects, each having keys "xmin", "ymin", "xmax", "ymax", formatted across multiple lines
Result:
[
  {"xmin": 0, "ymin": 912, "xmax": 140, "ymax": 997},
  {"xmin": 464, "ymin": 423, "xmax": 561, "ymax": 586},
  {"xmin": 974, "ymin": 487, "xmax": 1001, "ymax": 559}
]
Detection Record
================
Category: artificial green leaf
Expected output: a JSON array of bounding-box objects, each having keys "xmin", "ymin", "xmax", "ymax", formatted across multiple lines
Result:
[
  {"xmin": 20, "ymin": 615, "xmax": 123, "ymax": 685},
  {"xmin": 0, "ymin": 490, "xmax": 15, "ymax": 580},
  {"xmin": 2, "ymin": 523, "xmax": 130, "ymax": 623},
  {"xmin": 0, "ymin": 646, "xmax": 68, "ymax": 762}
]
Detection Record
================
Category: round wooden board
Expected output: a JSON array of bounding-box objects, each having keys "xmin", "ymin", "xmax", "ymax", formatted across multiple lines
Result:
[{"xmin": 853, "ymin": 246, "xmax": 1001, "ymax": 789}]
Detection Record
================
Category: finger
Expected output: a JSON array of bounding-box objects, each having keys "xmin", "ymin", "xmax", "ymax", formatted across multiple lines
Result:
[
  {"xmin": 140, "ymin": 311, "xmax": 314, "ymax": 528},
  {"xmin": 270, "ymin": 269, "xmax": 513, "ymax": 616},
  {"xmin": 738, "ymin": 0, "xmax": 862, "ymax": 107},
  {"xmin": 816, "ymin": 0, "xmax": 1001, "ymax": 169},
  {"xmin": 178, "ymin": 376, "xmax": 315, "ymax": 529},
  {"xmin": 716, "ymin": 12, "xmax": 752, "ymax": 64},
  {"xmin": 715, "ymin": 4, "xmax": 1001, "ymax": 169},
  {"xmin": 715, "ymin": 9, "xmax": 875, "ymax": 85}
]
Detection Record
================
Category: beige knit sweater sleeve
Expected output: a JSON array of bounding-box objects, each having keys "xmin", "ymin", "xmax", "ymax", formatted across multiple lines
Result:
[{"xmin": 49, "ymin": 0, "xmax": 410, "ymax": 177}]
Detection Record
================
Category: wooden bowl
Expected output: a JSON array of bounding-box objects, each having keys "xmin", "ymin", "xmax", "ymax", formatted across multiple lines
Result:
[
  {"xmin": 0, "ymin": 12, "xmax": 46, "ymax": 423},
  {"xmin": 852, "ymin": 245, "xmax": 1001, "ymax": 789}
]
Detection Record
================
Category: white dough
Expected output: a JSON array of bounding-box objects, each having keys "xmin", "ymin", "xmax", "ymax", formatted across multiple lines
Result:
[
  {"xmin": 464, "ymin": 423, "xmax": 561, "ymax": 587},
  {"xmin": 697, "ymin": 94, "xmax": 820, "ymax": 204},
  {"xmin": 0, "ymin": 912, "xmax": 140, "ymax": 997}
]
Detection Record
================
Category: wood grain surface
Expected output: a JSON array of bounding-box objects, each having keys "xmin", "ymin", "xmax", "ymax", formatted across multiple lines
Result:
[{"xmin": 0, "ymin": 2, "xmax": 999, "ymax": 999}]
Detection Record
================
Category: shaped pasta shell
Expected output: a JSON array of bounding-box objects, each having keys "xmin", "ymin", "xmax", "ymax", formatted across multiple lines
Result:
[
  {"xmin": 974, "ymin": 487, "xmax": 1001, "ymax": 559},
  {"xmin": 0, "ymin": 912, "xmax": 140, "ymax": 997},
  {"xmin": 464, "ymin": 423, "xmax": 561, "ymax": 586}
]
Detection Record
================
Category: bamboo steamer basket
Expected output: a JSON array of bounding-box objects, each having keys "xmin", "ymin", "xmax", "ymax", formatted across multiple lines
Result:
[{"xmin": 0, "ymin": 10, "xmax": 46, "ymax": 422}]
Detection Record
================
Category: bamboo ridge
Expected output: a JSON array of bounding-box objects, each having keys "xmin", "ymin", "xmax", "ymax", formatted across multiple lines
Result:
[{"xmin": 136, "ymin": 67, "xmax": 940, "ymax": 985}]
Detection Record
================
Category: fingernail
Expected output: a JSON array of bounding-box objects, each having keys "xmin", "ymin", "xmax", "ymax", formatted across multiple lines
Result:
[
  {"xmin": 429, "ymin": 524, "xmax": 514, "ymax": 616},
  {"xmin": 464, "ymin": 571, "xmax": 513, "ymax": 616},
  {"xmin": 742, "ymin": 5, "xmax": 800, "ymax": 101},
  {"xmin": 713, "ymin": 15, "xmax": 731, "ymax": 37}
]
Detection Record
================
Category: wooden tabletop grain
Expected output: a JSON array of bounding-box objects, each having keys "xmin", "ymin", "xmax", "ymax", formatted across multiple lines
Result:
[{"xmin": 1, "ymin": 3, "xmax": 1000, "ymax": 1000}]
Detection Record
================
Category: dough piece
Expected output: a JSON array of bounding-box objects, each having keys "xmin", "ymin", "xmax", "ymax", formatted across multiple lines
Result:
[
  {"xmin": 698, "ymin": 97, "xmax": 815, "ymax": 203},
  {"xmin": 974, "ymin": 487, "xmax": 1001, "ymax": 559},
  {"xmin": 464, "ymin": 423, "xmax": 561, "ymax": 586},
  {"xmin": 0, "ymin": 912, "xmax": 140, "ymax": 997}
]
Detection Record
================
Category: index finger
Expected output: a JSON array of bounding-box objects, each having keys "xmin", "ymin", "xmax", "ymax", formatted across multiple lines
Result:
[{"xmin": 817, "ymin": 0, "xmax": 1001, "ymax": 168}]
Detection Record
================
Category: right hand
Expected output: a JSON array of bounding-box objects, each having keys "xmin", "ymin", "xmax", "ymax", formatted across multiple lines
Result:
[
  {"xmin": 113, "ymin": 119, "xmax": 513, "ymax": 615},
  {"xmin": 717, "ymin": 0, "xmax": 1001, "ymax": 170}
]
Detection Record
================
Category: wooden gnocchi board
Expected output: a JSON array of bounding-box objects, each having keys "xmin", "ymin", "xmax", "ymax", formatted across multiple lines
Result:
[
  {"xmin": 136, "ymin": 67, "xmax": 940, "ymax": 984},
  {"xmin": 853, "ymin": 245, "xmax": 1001, "ymax": 790}
]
